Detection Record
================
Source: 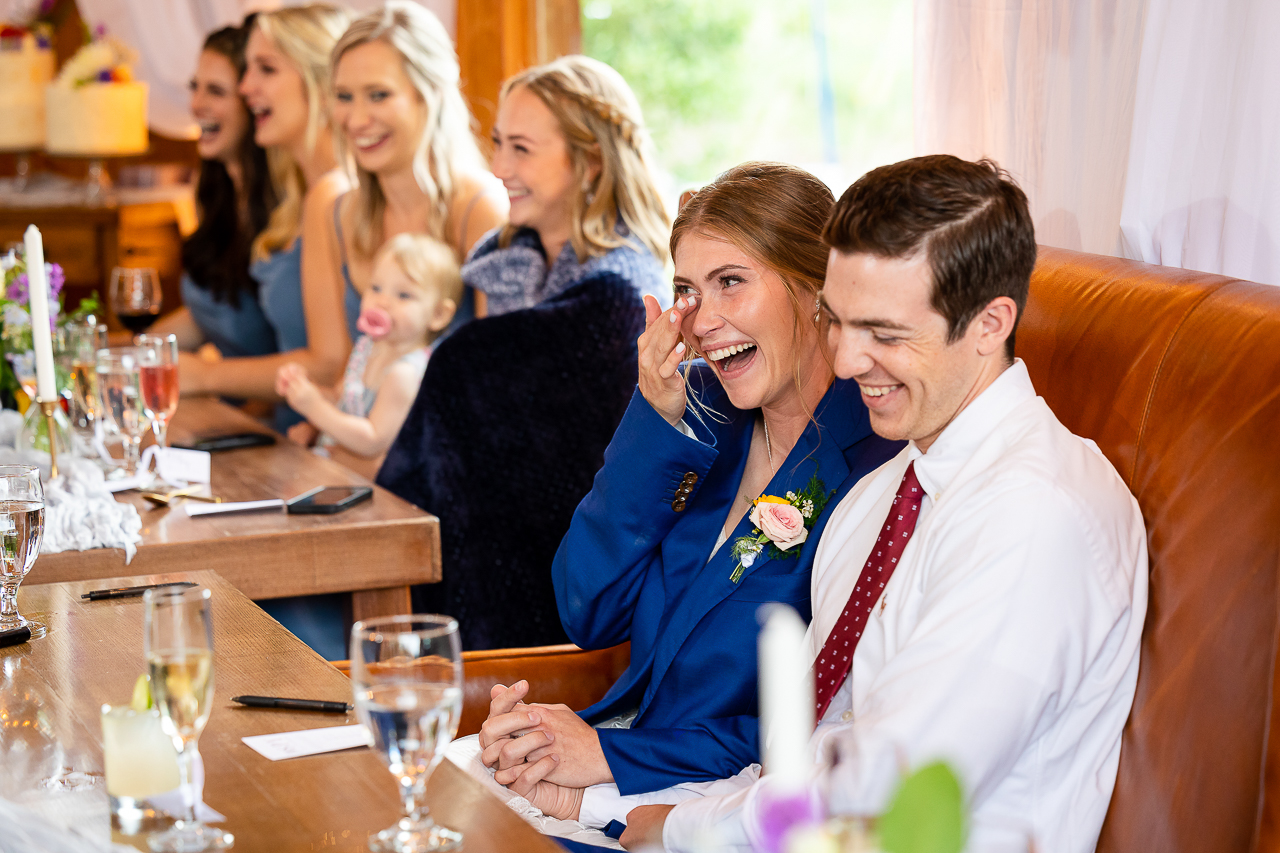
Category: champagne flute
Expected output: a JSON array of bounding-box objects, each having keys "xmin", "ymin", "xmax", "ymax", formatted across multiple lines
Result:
[
  {"xmin": 96, "ymin": 347, "xmax": 147, "ymax": 476},
  {"xmin": 350, "ymin": 615, "xmax": 464, "ymax": 853},
  {"xmin": 0, "ymin": 465, "xmax": 45, "ymax": 640},
  {"xmin": 111, "ymin": 267, "xmax": 162, "ymax": 335},
  {"xmin": 136, "ymin": 334, "xmax": 179, "ymax": 449},
  {"xmin": 143, "ymin": 586, "xmax": 233, "ymax": 852}
]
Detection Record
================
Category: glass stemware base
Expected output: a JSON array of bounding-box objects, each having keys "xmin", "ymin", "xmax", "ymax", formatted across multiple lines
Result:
[
  {"xmin": 0, "ymin": 613, "xmax": 46, "ymax": 639},
  {"xmin": 146, "ymin": 821, "xmax": 233, "ymax": 853},
  {"xmin": 368, "ymin": 815, "xmax": 462, "ymax": 853}
]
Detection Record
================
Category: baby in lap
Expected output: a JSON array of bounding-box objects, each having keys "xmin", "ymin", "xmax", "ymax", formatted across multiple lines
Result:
[{"xmin": 277, "ymin": 233, "xmax": 460, "ymax": 478}]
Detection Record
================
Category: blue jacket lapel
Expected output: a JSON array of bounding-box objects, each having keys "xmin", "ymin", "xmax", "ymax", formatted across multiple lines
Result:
[{"xmin": 638, "ymin": 380, "xmax": 871, "ymax": 718}]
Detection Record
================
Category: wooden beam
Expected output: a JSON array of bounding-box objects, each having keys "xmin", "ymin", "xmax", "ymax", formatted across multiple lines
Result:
[{"xmin": 456, "ymin": 0, "xmax": 581, "ymax": 143}]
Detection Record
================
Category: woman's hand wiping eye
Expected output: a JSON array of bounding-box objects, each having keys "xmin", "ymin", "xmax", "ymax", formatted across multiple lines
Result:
[{"xmin": 638, "ymin": 294, "xmax": 696, "ymax": 426}]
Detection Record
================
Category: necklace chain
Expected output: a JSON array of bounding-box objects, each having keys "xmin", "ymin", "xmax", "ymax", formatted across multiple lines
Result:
[{"xmin": 763, "ymin": 418, "xmax": 775, "ymax": 469}]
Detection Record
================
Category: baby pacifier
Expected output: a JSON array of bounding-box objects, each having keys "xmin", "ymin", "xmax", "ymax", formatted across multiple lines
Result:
[{"xmin": 357, "ymin": 307, "xmax": 392, "ymax": 340}]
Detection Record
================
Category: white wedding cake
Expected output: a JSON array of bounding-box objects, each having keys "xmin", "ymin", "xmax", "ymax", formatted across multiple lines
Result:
[
  {"xmin": 45, "ymin": 36, "xmax": 148, "ymax": 157},
  {"xmin": 0, "ymin": 28, "xmax": 55, "ymax": 151}
]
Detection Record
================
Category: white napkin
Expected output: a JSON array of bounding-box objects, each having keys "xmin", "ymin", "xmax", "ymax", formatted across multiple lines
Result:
[{"xmin": 37, "ymin": 457, "xmax": 143, "ymax": 562}]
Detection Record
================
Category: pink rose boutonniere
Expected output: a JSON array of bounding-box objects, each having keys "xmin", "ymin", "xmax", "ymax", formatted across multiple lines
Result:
[{"xmin": 729, "ymin": 474, "xmax": 832, "ymax": 582}]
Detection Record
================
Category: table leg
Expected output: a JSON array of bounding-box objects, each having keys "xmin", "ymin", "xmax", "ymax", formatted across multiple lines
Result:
[{"xmin": 351, "ymin": 586, "xmax": 413, "ymax": 622}]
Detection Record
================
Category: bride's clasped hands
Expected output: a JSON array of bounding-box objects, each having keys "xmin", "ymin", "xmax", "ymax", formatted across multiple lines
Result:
[{"xmin": 477, "ymin": 681, "xmax": 605, "ymax": 821}]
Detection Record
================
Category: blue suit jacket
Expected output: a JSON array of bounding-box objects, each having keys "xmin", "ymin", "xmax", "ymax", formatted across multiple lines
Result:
[{"xmin": 551, "ymin": 364, "xmax": 902, "ymax": 795}]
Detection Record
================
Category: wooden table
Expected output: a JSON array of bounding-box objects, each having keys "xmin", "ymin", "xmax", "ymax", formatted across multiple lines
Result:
[
  {"xmin": 0, "ymin": 571, "xmax": 563, "ymax": 852},
  {"xmin": 31, "ymin": 398, "xmax": 440, "ymax": 622}
]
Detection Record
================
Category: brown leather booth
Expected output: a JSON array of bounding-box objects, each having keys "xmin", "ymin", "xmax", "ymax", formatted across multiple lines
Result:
[
  {"xmin": 1020, "ymin": 247, "xmax": 1280, "ymax": 852},
  {"xmin": 406, "ymin": 246, "xmax": 1280, "ymax": 851}
]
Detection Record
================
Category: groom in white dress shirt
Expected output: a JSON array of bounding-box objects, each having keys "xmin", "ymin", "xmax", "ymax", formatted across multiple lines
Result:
[{"xmin": 506, "ymin": 155, "xmax": 1149, "ymax": 853}]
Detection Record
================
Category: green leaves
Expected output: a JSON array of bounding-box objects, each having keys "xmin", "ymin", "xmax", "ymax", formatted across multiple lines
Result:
[{"xmin": 877, "ymin": 762, "xmax": 966, "ymax": 853}]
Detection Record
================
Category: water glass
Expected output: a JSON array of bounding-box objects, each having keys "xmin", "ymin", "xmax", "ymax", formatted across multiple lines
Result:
[
  {"xmin": 96, "ymin": 347, "xmax": 147, "ymax": 475},
  {"xmin": 350, "ymin": 615, "xmax": 463, "ymax": 853},
  {"xmin": 143, "ymin": 585, "xmax": 232, "ymax": 852},
  {"xmin": 0, "ymin": 465, "xmax": 46, "ymax": 640},
  {"xmin": 111, "ymin": 267, "xmax": 162, "ymax": 335},
  {"xmin": 136, "ymin": 334, "xmax": 179, "ymax": 448},
  {"xmin": 55, "ymin": 317, "xmax": 109, "ymax": 453}
]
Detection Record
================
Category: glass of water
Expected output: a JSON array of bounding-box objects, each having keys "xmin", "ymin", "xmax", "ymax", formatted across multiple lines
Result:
[
  {"xmin": 96, "ymin": 347, "xmax": 147, "ymax": 476},
  {"xmin": 143, "ymin": 585, "xmax": 233, "ymax": 852},
  {"xmin": 350, "ymin": 615, "xmax": 464, "ymax": 853},
  {"xmin": 0, "ymin": 464, "xmax": 46, "ymax": 640}
]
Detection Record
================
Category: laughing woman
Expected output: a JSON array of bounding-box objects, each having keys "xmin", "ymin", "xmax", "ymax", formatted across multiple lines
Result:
[
  {"xmin": 320, "ymin": 1, "xmax": 504, "ymax": 326},
  {"xmin": 153, "ymin": 21, "xmax": 278, "ymax": 359},
  {"xmin": 474, "ymin": 164, "xmax": 903, "ymax": 831},
  {"xmin": 178, "ymin": 4, "xmax": 353, "ymax": 432}
]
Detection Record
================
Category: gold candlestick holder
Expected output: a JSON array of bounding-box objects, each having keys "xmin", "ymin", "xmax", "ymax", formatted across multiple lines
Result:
[{"xmin": 38, "ymin": 398, "xmax": 59, "ymax": 479}]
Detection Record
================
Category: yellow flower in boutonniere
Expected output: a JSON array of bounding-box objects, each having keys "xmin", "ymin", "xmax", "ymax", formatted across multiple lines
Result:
[{"xmin": 728, "ymin": 474, "xmax": 834, "ymax": 583}]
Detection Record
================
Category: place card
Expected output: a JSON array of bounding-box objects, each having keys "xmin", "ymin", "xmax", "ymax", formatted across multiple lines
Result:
[
  {"xmin": 242, "ymin": 725, "xmax": 372, "ymax": 761},
  {"xmin": 185, "ymin": 499, "xmax": 284, "ymax": 516},
  {"xmin": 153, "ymin": 446, "xmax": 212, "ymax": 484}
]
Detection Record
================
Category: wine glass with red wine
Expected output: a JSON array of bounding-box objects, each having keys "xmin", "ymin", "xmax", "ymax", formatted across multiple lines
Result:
[
  {"xmin": 136, "ymin": 334, "xmax": 179, "ymax": 448},
  {"xmin": 110, "ymin": 267, "xmax": 162, "ymax": 334}
]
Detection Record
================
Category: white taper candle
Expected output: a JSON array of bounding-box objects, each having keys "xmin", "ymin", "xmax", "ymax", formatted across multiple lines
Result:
[
  {"xmin": 23, "ymin": 225, "xmax": 57, "ymax": 402},
  {"xmin": 759, "ymin": 603, "xmax": 815, "ymax": 789}
]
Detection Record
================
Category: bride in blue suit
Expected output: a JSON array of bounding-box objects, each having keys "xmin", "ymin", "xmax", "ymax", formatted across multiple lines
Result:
[{"xmin": 478, "ymin": 163, "xmax": 902, "ymax": 831}]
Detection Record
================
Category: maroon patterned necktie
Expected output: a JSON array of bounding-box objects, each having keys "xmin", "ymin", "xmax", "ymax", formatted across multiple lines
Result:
[{"xmin": 813, "ymin": 461, "xmax": 924, "ymax": 722}]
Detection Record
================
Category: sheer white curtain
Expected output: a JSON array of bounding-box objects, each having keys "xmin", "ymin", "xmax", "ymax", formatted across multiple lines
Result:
[
  {"xmin": 74, "ymin": 0, "xmax": 455, "ymax": 140},
  {"xmin": 914, "ymin": 0, "xmax": 1149, "ymax": 256},
  {"xmin": 915, "ymin": 0, "xmax": 1280, "ymax": 286},
  {"xmin": 1119, "ymin": 0, "xmax": 1280, "ymax": 285}
]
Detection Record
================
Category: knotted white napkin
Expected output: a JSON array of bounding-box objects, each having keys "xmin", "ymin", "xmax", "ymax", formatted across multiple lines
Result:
[
  {"xmin": 0, "ymin": 447, "xmax": 144, "ymax": 563},
  {"xmin": 39, "ymin": 457, "xmax": 143, "ymax": 562}
]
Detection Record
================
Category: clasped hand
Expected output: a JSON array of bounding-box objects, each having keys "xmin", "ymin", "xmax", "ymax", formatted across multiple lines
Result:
[{"xmin": 478, "ymin": 681, "xmax": 615, "ymax": 821}]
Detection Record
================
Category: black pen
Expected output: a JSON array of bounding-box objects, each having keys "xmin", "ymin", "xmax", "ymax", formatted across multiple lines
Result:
[
  {"xmin": 0, "ymin": 626, "xmax": 31, "ymax": 648},
  {"xmin": 232, "ymin": 695, "xmax": 353, "ymax": 713},
  {"xmin": 82, "ymin": 581, "xmax": 198, "ymax": 601}
]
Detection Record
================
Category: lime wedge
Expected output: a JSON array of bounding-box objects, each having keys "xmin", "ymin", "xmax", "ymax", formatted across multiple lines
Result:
[{"xmin": 129, "ymin": 673, "xmax": 152, "ymax": 711}]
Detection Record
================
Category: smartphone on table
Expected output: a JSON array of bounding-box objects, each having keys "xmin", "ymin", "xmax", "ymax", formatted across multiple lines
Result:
[{"xmin": 286, "ymin": 486, "xmax": 374, "ymax": 514}]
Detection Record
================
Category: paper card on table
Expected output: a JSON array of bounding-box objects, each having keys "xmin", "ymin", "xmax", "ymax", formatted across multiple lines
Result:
[
  {"xmin": 154, "ymin": 447, "xmax": 211, "ymax": 484},
  {"xmin": 242, "ymin": 725, "xmax": 372, "ymax": 761},
  {"xmin": 186, "ymin": 499, "xmax": 284, "ymax": 516}
]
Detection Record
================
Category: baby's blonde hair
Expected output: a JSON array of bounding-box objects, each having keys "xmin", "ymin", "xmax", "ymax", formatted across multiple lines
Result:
[{"xmin": 373, "ymin": 233, "xmax": 463, "ymax": 343}]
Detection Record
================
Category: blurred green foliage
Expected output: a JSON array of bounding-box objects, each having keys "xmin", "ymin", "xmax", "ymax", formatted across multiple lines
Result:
[{"xmin": 583, "ymin": 0, "xmax": 913, "ymax": 194}]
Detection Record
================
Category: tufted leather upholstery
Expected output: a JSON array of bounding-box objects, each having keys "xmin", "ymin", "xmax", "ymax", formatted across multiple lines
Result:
[{"xmin": 1021, "ymin": 247, "xmax": 1280, "ymax": 853}]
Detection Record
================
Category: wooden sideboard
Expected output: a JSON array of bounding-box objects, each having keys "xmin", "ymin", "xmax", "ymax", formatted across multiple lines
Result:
[{"xmin": 0, "ymin": 178, "xmax": 193, "ymax": 326}]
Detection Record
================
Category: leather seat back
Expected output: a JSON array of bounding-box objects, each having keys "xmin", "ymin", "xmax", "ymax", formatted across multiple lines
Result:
[{"xmin": 1021, "ymin": 247, "xmax": 1280, "ymax": 852}]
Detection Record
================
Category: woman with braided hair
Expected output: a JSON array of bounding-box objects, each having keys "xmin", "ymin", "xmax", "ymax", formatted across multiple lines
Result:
[
  {"xmin": 378, "ymin": 56, "xmax": 674, "ymax": 652},
  {"xmin": 461, "ymin": 53, "xmax": 670, "ymax": 313}
]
